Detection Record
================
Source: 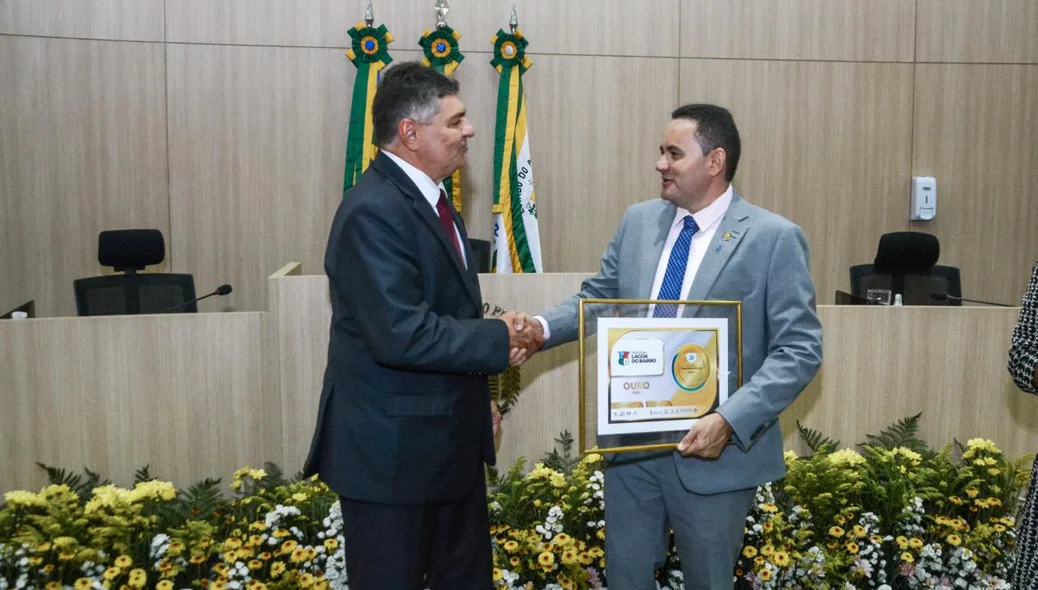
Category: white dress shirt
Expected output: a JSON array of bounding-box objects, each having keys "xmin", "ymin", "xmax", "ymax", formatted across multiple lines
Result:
[
  {"xmin": 383, "ymin": 150, "xmax": 467, "ymax": 267},
  {"xmin": 647, "ymin": 184, "xmax": 733, "ymax": 317},
  {"xmin": 535, "ymin": 186, "xmax": 733, "ymax": 339}
]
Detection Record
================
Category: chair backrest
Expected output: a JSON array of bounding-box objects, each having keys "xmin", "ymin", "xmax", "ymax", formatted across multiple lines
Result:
[
  {"xmin": 850, "ymin": 264, "xmax": 961, "ymax": 305},
  {"xmin": 468, "ymin": 238, "xmax": 492, "ymax": 273},
  {"xmin": 74, "ymin": 273, "xmax": 197, "ymax": 316},
  {"xmin": 849, "ymin": 231, "xmax": 961, "ymax": 305}
]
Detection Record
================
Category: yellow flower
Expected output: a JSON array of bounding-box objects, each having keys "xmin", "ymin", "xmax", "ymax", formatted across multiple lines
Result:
[
  {"xmin": 538, "ymin": 551, "xmax": 555, "ymax": 567},
  {"xmin": 761, "ymin": 503, "xmax": 779, "ymax": 513},
  {"xmin": 553, "ymin": 533, "xmax": 572, "ymax": 545},
  {"xmin": 742, "ymin": 546, "xmax": 758, "ymax": 558},
  {"xmin": 249, "ymin": 583, "xmax": 269, "ymax": 590},
  {"xmin": 3, "ymin": 490, "xmax": 46, "ymax": 508},
  {"xmin": 248, "ymin": 559, "xmax": 263, "ymax": 570},
  {"xmin": 504, "ymin": 540, "xmax": 519, "ymax": 552},
  {"xmin": 754, "ymin": 556, "xmax": 765, "ymax": 566},
  {"xmin": 291, "ymin": 548, "xmax": 308, "ymax": 563},
  {"xmin": 46, "ymin": 582, "xmax": 62, "ymax": 590},
  {"xmin": 946, "ymin": 534, "xmax": 962, "ymax": 546},
  {"xmin": 772, "ymin": 551, "xmax": 790, "ymax": 567},
  {"xmin": 965, "ymin": 487, "xmax": 980, "ymax": 498},
  {"xmin": 988, "ymin": 468, "xmax": 1001, "ymax": 476},
  {"xmin": 292, "ymin": 492, "xmax": 308, "ymax": 502},
  {"xmin": 103, "ymin": 566, "xmax": 120, "ymax": 580},
  {"xmin": 828, "ymin": 449, "xmax": 866, "ymax": 467},
  {"xmin": 846, "ymin": 542, "xmax": 860, "ymax": 554},
  {"xmin": 585, "ymin": 453, "xmax": 603, "ymax": 463},
  {"xmin": 280, "ymin": 540, "xmax": 298, "ymax": 553},
  {"xmin": 896, "ymin": 536, "xmax": 909, "ymax": 549},
  {"xmin": 299, "ymin": 573, "xmax": 316, "ymax": 587},
  {"xmin": 492, "ymin": 568, "xmax": 503, "ymax": 581},
  {"xmin": 870, "ymin": 535, "xmax": 884, "ymax": 544},
  {"xmin": 908, "ymin": 537, "xmax": 923, "ymax": 549},
  {"xmin": 270, "ymin": 561, "xmax": 286, "ymax": 578},
  {"xmin": 949, "ymin": 496, "xmax": 964, "ymax": 505},
  {"xmin": 902, "ymin": 552, "xmax": 914, "ymax": 563},
  {"xmin": 75, "ymin": 579, "xmax": 93, "ymax": 590},
  {"xmin": 829, "ymin": 526, "xmax": 845, "ymax": 538},
  {"xmin": 550, "ymin": 473, "xmax": 567, "ymax": 488},
  {"xmin": 994, "ymin": 524, "xmax": 1007, "ymax": 532},
  {"xmin": 509, "ymin": 556, "xmax": 520, "ymax": 567},
  {"xmin": 852, "ymin": 525, "xmax": 867, "ymax": 537},
  {"xmin": 189, "ymin": 554, "xmax": 206, "ymax": 564},
  {"xmin": 156, "ymin": 582, "xmax": 174, "ymax": 590},
  {"xmin": 760, "ymin": 568, "xmax": 773, "ymax": 581},
  {"xmin": 114, "ymin": 555, "xmax": 133, "ymax": 568},
  {"xmin": 762, "ymin": 522, "xmax": 774, "ymax": 533}
]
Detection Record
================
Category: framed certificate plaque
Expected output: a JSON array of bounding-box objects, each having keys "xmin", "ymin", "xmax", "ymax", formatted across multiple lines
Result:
[{"xmin": 577, "ymin": 299, "xmax": 743, "ymax": 454}]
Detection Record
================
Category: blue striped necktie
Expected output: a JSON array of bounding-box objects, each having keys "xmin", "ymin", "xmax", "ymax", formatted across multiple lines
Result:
[{"xmin": 653, "ymin": 215, "xmax": 700, "ymax": 318}]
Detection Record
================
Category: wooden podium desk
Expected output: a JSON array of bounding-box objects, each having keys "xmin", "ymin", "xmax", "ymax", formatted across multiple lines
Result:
[{"xmin": 2, "ymin": 267, "xmax": 1034, "ymax": 492}]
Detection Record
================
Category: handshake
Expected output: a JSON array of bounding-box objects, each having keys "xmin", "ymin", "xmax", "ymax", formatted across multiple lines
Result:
[{"xmin": 500, "ymin": 312, "xmax": 544, "ymax": 366}]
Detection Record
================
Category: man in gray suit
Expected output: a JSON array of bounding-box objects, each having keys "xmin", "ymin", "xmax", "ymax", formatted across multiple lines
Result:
[{"xmin": 515, "ymin": 104, "xmax": 823, "ymax": 589}]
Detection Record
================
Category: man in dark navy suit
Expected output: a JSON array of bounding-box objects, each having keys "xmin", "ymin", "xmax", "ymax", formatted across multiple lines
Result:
[{"xmin": 303, "ymin": 62, "xmax": 541, "ymax": 590}]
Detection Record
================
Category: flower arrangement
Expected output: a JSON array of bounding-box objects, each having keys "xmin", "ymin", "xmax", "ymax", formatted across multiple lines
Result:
[{"xmin": 0, "ymin": 417, "xmax": 1031, "ymax": 590}]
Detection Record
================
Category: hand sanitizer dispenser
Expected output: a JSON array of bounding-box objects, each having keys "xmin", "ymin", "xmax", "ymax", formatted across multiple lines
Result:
[{"xmin": 911, "ymin": 176, "xmax": 936, "ymax": 221}]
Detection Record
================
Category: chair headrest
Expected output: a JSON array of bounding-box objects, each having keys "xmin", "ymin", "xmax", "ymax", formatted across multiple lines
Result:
[
  {"xmin": 98, "ymin": 229, "xmax": 165, "ymax": 270},
  {"xmin": 873, "ymin": 231, "xmax": 939, "ymax": 270}
]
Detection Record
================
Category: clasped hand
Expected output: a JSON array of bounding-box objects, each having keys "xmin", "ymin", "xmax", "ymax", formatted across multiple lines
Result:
[{"xmin": 500, "ymin": 312, "xmax": 544, "ymax": 366}]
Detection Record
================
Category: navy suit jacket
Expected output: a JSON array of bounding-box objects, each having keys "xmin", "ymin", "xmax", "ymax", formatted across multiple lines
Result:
[{"xmin": 303, "ymin": 152, "xmax": 509, "ymax": 504}]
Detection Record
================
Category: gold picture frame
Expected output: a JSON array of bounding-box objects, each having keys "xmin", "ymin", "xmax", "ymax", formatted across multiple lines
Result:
[{"xmin": 577, "ymin": 298, "xmax": 743, "ymax": 454}]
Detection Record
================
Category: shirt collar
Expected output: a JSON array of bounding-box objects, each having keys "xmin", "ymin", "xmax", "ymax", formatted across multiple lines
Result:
[
  {"xmin": 382, "ymin": 149, "xmax": 445, "ymax": 209},
  {"xmin": 673, "ymin": 184, "xmax": 734, "ymax": 231}
]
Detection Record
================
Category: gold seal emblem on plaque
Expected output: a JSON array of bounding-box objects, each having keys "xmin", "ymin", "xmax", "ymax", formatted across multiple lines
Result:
[{"xmin": 672, "ymin": 343, "xmax": 711, "ymax": 391}]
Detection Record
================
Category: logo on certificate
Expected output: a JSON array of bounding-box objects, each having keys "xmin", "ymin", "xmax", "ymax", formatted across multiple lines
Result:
[
  {"xmin": 610, "ymin": 339, "xmax": 665, "ymax": 376},
  {"xmin": 672, "ymin": 343, "xmax": 710, "ymax": 391}
]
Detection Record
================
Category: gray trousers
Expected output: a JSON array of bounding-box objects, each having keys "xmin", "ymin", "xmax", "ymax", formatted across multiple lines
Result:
[{"xmin": 604, "ymin": 454, "xmax": 755, "ymax": 590}]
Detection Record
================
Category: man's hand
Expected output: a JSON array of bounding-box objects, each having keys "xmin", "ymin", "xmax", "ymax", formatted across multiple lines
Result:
[
  {"xmin": 677, "ymin": 413, "xmax": 733, "ymax": 459},
  {"xmin": 504, "ymin": 312, "xmax": 545, "ymax": 366}
]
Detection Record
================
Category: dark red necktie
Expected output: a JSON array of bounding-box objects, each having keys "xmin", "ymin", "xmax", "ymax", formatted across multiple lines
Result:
[{"xmin": 435, "ymin": 189, "xmax": 464, "ymax": 264}]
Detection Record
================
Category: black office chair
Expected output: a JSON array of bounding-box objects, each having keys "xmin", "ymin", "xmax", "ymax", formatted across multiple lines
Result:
[
  {"xmin": 849, "ymin": 232, "xmax": 961, "ymax": 306},
  {"xmin": 74, "ymin": 230, "xmax": 197, "ymax": 316},
  {"xmin": 468, "ymin": 238, "xmax": 492, "ymax": 273}
]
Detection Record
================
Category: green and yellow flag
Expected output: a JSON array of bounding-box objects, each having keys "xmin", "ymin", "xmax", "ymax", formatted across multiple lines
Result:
[
  {"xmin": 490, "ymin": 29, "xmax": 542, "ymax": 273},
  {"xmin": 419, "ymin": 25, "xmax": 465, "ymax": 211},
  {"xmin": 342, "ymin": 20, "xmax": 393, "ymax": 197}
]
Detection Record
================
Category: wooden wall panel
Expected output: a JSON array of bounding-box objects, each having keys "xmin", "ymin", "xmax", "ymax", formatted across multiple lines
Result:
[
  {"xmin": 166, "ymin": 44, "xmax": 351, "ymax": 312},
  {"xmin": 0, "ymin": 36, "xmax": 169, "ymax": 317},
  {"xmin": 912, "ymin": 64, "xmax": 1038, "ymax": 305},
  {"xmin": 165, "ymin": 0, "xmax": 680, "ymax": 57},
  {"xmin": 785, "ymin": 306, "xmax": 1037, "ymax": 461},
  {"xmin": 679, "ymin": 59, "xmax": 915, "ymax": 303},
  {"xmin": 680, "ymin": 0, "xmax": 915, "ymax": 62},
  {"xmin": 0, "ymin": 0, "xmax": 164, "ymax": 41},
  {"xmin": 916, "ymin": 0, "xmax": 1038, "ymax": 64},
  {"xmin": 0, "ymin": 313, "xmax": 278, "ymax": 492},
  {"xmin": 519, "ymin": 55, "xmax": 679, "ymax": 272}
]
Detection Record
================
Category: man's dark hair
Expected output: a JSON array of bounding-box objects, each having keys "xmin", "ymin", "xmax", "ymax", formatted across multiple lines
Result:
[
  {"xmin": 671, "ymin": 104, "xmax": 741, "ymax": 182},
  {"xmin": 372, "ymin": 62, "xmax": 460, "ymax": 148}
]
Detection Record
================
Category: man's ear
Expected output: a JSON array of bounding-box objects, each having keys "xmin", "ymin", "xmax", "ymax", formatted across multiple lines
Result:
[
  {"xmin": 708, "ymin": 148, "xmax": 728, "ymax": 179},
  {"xmin": 397, "ymin": 118, "xmax": 420, "ymax": 151}
]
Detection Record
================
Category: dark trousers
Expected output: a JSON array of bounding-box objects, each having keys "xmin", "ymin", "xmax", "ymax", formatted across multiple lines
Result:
[{"xmin": 339, "ymin": 472, "xmax": 492, "ymax": 590}]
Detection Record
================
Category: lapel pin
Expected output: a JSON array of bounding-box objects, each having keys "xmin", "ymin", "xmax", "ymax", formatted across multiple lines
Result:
[
  {"xmin": 723, "ymin": 232, "xmax": 734, "ymax": 241},
  {"xmin": 715, "ymin": 244, "xmax": 723, "ymax": 253}
]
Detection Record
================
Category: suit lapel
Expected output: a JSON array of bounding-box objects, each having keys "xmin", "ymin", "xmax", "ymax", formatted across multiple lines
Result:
[
  {"xmin": 683, "ymin": 193, "xmax": 751, "ymax": 315},
  {"xmin": 372, "ymin": 154, "xmax": 482, "ymax": 309},
  {"xmin": 639, "ymin": 201, "xmax": 677, "ymax": 299}
]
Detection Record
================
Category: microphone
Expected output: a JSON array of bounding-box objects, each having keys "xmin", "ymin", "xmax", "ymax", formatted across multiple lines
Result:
[
  {"xmin": 160, "ymin": 284, "xmax": 233, "ymax": 313},
  {"xmin": 929, "ymin": 292, "xmax": 1012, "ymax": 307}
]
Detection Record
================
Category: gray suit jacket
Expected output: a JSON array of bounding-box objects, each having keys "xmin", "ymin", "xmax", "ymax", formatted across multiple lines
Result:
[{"xmin": 541, "ymin": 193, "xmax": 822, "ymax": 494}]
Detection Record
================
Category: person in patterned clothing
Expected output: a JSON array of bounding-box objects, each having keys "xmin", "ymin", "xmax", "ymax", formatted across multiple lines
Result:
[{"xmin": 1009, "ymin": 260, "xmax": 1038, "ymax": 590}]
